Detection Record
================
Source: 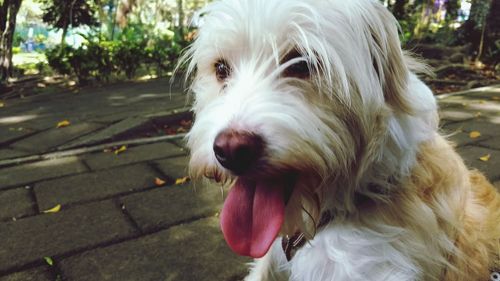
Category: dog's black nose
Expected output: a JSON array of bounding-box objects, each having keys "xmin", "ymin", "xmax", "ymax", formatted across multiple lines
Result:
[{"xmin": 213, "ymin": 130, "xmax": 264, "ymax": 174}]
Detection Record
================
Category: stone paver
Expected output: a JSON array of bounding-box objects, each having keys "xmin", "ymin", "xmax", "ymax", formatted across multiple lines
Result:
[
  {"xmin": 58, "ymin": 217, "xmax": 249, "ymax": 281},
  {"xmin": 0, "ymin": 200, "xmax": 137, "ymax": 273},
  {"xmin": 0, "ymin": 156, "xmax": 88, "ymax": 189},
  {"xmin": 11, "ymin": 122, "xmax": 104, "ymax": 153},
  {"xmin": 59, "ymin": 117, "xmax": 152, "ymax": 149},
  {"xmin": 34, "ymin": 163, "xmax": 161, "ymax": 211},
  {"xmin": 457, "ymin": 145, "xmax": 500, "ymax": 181},
  {"xmin": 82, "ymin": 142, "xmax": 186, "ymax": 171},
  {"xmin": 0, "ymin": 148, "xmax": 30, "ymax": 161},
  {"xmin": 478, "ymin": 137, "xmax": 500, "ymax": 150},
  {"xmin": 0, "ymin": 127, "xmax": 37, "ymax": 146},
  {"xmin": 121, "ymin": 183, "xmax": 223, "ymax": 232},
  {"xmin": 442, "ymin": 120, "xmax": 500, "ymax": 137},
  {"xmin": 154, "ymin": 156, "xmax": 190, "ymax": 180},
  {"xmin": 441, "ymin": 124, "xmax": 496, "ymax": 147},
  {"xmin": 0, "ymin": 187, "xmax": 35, "ymax": 221},
  {"xmin": 0, "ymin": 266, "xmax": 52, "ymax": 281},
  {"xmin": 0, "ymin": 82, "xmax": 498, "ymax": 280}
]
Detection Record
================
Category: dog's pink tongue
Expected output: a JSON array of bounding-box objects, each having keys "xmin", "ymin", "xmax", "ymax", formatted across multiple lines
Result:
[{"xmin": 220, "ymin": 179, "xmax": 285, "ymax": 258}]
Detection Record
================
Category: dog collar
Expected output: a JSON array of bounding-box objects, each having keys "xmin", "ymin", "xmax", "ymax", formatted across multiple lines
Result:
[{"xmin": 282, "ymin": 211, "xmax": 333, "ymax": 261}]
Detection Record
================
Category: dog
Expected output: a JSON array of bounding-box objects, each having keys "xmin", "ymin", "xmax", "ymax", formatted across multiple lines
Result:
[{"xmin": 180, "ymin": 0, "xmax": 500, "ymax": 280}]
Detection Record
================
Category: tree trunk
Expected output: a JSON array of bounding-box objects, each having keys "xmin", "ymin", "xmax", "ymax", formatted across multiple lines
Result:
[
  {"xmin": 445, "ymin": 0, "xmax": 460, "ymax": 23},
  {"xmin": 464, "ymin": 0, "xmax": 492, "ymax": 60},
  {"xmin": 475, "ymin": 16, "xmax": 487, "ymax": 61},
  {"xmin": 176, "ymin": 0, "xmax": 184, "ymax": 40},
  {"xmin": 413, "ymin": 0, "xmax": 434, "ymax": 38},
  {"xmin": 486, "ymin": 0, "xmax": 500, "ymax": 46},
  {"xmin": 0, "ymin": 0, "xmax": 22, "ymax": 82},
  {"xmin": 392, "ymin": 0, "xmax": 408, "ymax": 20},
  {"xmin": 0, "ymin": 0, "xmax": 10, "ymax": 33},
  {"xmin": 59, "ymin": 25, "xmax": 68, "ymax": 53}
]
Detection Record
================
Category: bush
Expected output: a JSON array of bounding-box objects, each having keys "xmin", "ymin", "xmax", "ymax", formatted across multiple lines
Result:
[
  {"xmin": 46, "ymin": 47, "xmax": 73, "ymax": 76},
  {"xmin": 44, "ymin": 26, "xmax": 187, "ymax": 84},
  {"xmin": 114, "ymin": 40, "xmax": 146, "ymax": 79}
]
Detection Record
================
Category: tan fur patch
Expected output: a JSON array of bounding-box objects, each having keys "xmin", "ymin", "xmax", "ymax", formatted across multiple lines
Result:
[{"xmin": 407, "ymin": 137, "xmax": 500, "ymax": 280}]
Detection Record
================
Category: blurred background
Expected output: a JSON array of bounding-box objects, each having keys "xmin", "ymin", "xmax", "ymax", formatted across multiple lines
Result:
[{"xmin": 0, "ymin": 0, "xmax": 499, "ymax": 96}]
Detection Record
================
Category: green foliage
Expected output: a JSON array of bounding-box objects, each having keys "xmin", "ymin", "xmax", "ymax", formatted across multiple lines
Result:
[
  {"xmin": 13, "ymin": 32, "xmax": 25, "ymax": 47},
  {"xmin": 39, "ymin": 0, "xmax": 99, "ymax": 30},
  {"xmin": 45, "ymin": 46, "xmax": 72, "ymax": 76},
  {"xmin": 113, "ymin": 25, "xmax": 148, "ymax": 79},
  {"xmin": 44, "ymin": 26, "xmax": 186, "ymax": 84}
]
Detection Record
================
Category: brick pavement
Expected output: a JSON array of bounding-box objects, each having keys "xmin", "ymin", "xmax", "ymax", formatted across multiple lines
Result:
[{"xmin": 0, "ymin": 82, "xmax": 498, "ymax": 280}]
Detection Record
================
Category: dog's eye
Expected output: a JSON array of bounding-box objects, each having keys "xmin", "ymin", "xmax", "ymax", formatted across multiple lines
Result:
[
  {"xmin": 282, "ymin": 50, "xmax": 310, "ymax": 79},
  {"xmin": 214, "ymin": 59, "xmax": 231, "ymax": 82}
]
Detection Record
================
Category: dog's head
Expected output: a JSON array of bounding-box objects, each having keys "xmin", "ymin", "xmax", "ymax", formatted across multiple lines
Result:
[{"xmin": 181, "ymin": 0, "xmax": 436, "ymax": 258}]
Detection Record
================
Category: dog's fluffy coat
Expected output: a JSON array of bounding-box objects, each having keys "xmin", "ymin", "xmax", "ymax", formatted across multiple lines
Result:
[{"xmin": 181, "ymin": 0, "xmax": 500, "ymax": 280}]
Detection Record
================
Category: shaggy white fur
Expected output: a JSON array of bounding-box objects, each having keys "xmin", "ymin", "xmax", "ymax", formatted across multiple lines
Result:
[{"xmin": 180, "ymin": 0, "xmax": 500, "ymax": 280}]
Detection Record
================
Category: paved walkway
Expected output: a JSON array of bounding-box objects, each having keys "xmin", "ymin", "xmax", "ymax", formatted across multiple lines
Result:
[{"xmin": 0, "ymin": 81, "xmax": 498, "ymax": 281}]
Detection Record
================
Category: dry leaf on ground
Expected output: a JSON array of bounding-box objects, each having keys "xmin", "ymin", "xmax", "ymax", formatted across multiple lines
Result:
[
  {"xmin": 479, "ymin": 154, "xmax": 491, "ymax": 162},
  {"xmin": 469, "ymin": 131, "xmax": 481, "ymax": 139},
  {"xmin": 43, "ymin": 204, "xmax": 61, "ymax": 213},
  {"xmin": 154, "ymin": 177, "xmax": 166, "ymax": 186},
  {"xmin": 114, "ymin": 145, "xmax": 127, "ymax": 155},
  {"xmin": 56, "ymin": 120, "xmax": 71, "ymax": 128},
  {"xmin": 175, "ymin": 176, "xmax": 190, "ymax": 185}
]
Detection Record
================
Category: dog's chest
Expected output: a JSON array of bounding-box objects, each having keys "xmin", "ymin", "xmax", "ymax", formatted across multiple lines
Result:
[{"xmin": 277, "ymin": 225, "xmax": 421, "ymax": 281}]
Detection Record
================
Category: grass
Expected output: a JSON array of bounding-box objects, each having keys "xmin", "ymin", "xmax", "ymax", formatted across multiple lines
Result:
[{"xmin": 12, "ymin": 52, "xmax": 47, "ymax": 66}]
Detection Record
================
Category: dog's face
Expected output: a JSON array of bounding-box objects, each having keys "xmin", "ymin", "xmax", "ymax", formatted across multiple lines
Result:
[{"xmin": 183, "ymin": 0, "xmax": 415, "ymax": 258}]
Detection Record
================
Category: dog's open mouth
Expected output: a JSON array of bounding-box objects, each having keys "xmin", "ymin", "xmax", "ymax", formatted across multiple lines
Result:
[{"xmin": 220, "ymin": 174, "xmax": 296, "ymax": 258}]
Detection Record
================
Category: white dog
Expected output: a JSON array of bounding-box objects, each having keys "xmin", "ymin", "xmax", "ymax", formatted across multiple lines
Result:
[{"xmin": 181, "ymin": 0, "xmax": 500, "ymax": 280}]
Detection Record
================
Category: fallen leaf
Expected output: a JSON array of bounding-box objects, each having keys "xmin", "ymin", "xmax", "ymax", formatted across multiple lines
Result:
[
  {"xmin": 479, "ymin": 154, "xmax": 491, "ymax": 162},
  {"xmin": 154, "ymin": 177, "xmax": 166, "ymax": 186},
  {"xmin": 469, "ymin": 131, "xmax": 481, "ymax": 139},
  {"xmin": 43, "ymin": 204, "xmax": 61, "ymax": 213},
  {"xmin": 56, "ymin": 120, "xmax": 71, "ymax": 128},
  {"xmin": 164, "ymin": 128, "xmax": 177, "ymax": 135},
  {"xmin": 44, "ymin": 257, "xmax": 54, "ymax": 266},
  {"xmin": 175, "ymin": 176, "xmax": 190, "ymax": 185},
  {"xmin": 180, "ymin": 119, "xmax": 192, "ymax": 127},
  {"xmin": 114, "ymin": 145, "xmax": 127, "ymax": 155},
  {"xmin": 492, "ymin": 96, "xmax": 500, "ymax": 101}
]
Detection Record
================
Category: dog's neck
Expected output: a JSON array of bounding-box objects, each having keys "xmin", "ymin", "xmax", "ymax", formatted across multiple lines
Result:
[{"xmin": 324, "ymin": 77, "xmax": 439, "ymax": 216}]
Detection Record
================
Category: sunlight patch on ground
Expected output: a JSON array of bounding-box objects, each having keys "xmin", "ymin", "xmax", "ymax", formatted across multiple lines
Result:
[
  {"xmin": 31, "ymin": 156, "xmax": 79, "ymax": 168},
  {"xmin": 0, "ymin": 115, "xmax": 38, "ymax": 125},
  {"xmin": 467, "ymin": 102, "xmax": 500, "ymax": 113},
  {"xmin": 12, "ymin": 53, "xmax": 47, "ymax": 66},
  {"xmin": 138, "ymin": 74, "xmax": 158, "ymax": 81},
  {"xmin": 108, "ymin": 95, "xmax": 127, "ymax": 101},
  {"xmin": 486, "ymin": 116, "xmax": 500, "ymax": 125}
]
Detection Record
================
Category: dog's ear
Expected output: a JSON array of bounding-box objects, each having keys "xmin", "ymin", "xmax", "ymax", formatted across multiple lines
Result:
[{"xmin": 369, "ymin": 3, "xmax": 413, "ymax": 114}]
